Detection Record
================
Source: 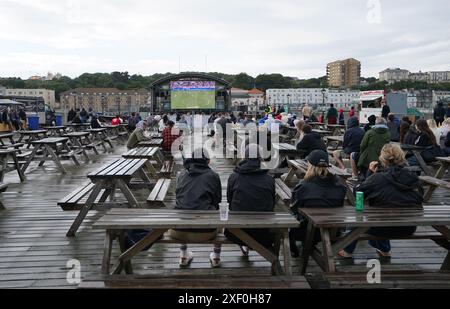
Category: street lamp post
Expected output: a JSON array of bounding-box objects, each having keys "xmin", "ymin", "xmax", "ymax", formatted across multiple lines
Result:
[{"xmin": 321, "ymin": 89, "xmax": 327, "ymax": 109}]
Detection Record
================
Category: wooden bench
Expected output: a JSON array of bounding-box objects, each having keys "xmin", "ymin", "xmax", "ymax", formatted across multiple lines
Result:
[
  {"xmin": 79, "ymin": 274, "xmax": 310, "ymax": 289},
  {"xmin": 147, "ymin": 179, "xmax": 171, "ymax": 207},
  {"xmin": 420, "ymin": 176, "xmax": 450, "ymax": 202},
  {"xmin": 325, "ymin": 270, "xmax": 450, "ymax": 289},
  {"xmin": 0, "ymin": 182, "xmax": 8, "ymax": 210},
  {"xmin": 159, "ymin": 161, "xmax": 175, "ymax": 177},
  {"xmin": 58, "ymin": 182, "xmax": 96, "ymax": 211},
  {"xmin": 275, "ymin": 179, "xmax": 292, "ymax": 209}
]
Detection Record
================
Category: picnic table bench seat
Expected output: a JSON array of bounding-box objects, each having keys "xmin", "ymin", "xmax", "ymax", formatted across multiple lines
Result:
[
  {"xmin": 325, "ymin": 270, "xmax": 450, "ymax": 289},
  {"xmin": 58, "ymin": 182, "xmax": 97, "ymax": 211},
  {"xmin": 147, "ymin": 178, "xmax": 171, "ymax": 207},
  {"xmin": 79, "ymin": 274, "xmax": 310, "ymax": 289},
  {"xmin": 275, "ymin": 179, "xmax": 292, "ymax": 208}
]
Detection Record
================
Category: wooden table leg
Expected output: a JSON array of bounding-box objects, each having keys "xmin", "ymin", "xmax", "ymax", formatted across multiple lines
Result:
[
  {"xmin": 432, "ymin": 225, "xmax": 450, "ymax": 271},
  {"xmin": 320, "ymin": 228, "xmax": 336, "ymax": 272},
  {"xmin": 62, "ymin": 142, "xmax": 80, "ymax": 166},
  {"xmin": 101, "ymin": 230, "xmax": 114, "ymax": 274},
  {"xmin": 73, "ymin": 137, "xmax": 90, "ymax": 160},
  {"xmin": 86, "ymin": 136, "xmax": 99, "ymax": 155},
  {"xmin": 38, "ymin": 145, "xmax": 49, "ymax": 167},
  {"xmin": 0, "ymin": 154, "xmax": 7, "ymax": 182},
  {"xmin": 413, "ymin": 150, "xmax": 434, "ymax": 176},
  {"xmin": 11, "ymin": 152, "xmax": 27, "ymax": 182},
  {"xmin": 282, "ymin": 230, "xmax": 292, "ymax": 276},
  {"xmin": 285, "ymin": 167, "xmax": 297, "ymax": 183},
  {"xmin": 45, "ymin": 144, "xmax": 67, "ymax": 174},
  {"xmin": 424, "ymin": 162, "xmax": 450, "ymax": 201},
  {"xmin": 227, "ymin": 228, "xmax": 283, "ymax": 276},
  {"xmin": 111, "ymin": 229, "xmax": 168, "ymax": 275},
  {"xmin": 300, "ymin": 221, "xmax": 316, "ymax": 275},
  {"xmin": 66, "ymin": 183, "xmax": 103, "ymax": 237},
  {"xmin": 116, "ymin": 179, "xmax": 140, "ymax": 208},
  {"xmin": 21, "ymin": 144, "xmax": 40, "ymax": 174},
  {"xmin": 119, "ymin": 232, "xmax": 133, "ymax": 274}
]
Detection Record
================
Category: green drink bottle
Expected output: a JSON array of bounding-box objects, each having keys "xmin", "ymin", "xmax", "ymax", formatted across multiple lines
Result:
[{"xmin": 356, "ymin": 191, "xmax": 365, "ymax": 212}]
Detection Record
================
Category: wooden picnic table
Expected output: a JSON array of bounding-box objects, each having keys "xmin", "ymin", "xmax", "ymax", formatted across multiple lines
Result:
[
  {"xmin": 272, "ymin": 143, "xmax": 300, "ymax": 167},
  {"xmin": 312, "ymin": 129, "xmax": 333, "ymax": 136},
  {"xmin": 17, "ymin": 130, "xmax": 48, "ymax": 146},
  {"xmin": 21, "ymin": 137, "xmax": 80, "ymax": 174},
  {"xmin": 420, "ymin": 157, "xmax": 450, "ymax": 201},
  {"xmin": 308, "ymin": 122, "xmax": 327, "ymax": 130},
  {"xmin": 299, "ymin": 206, "xmax": 450, "ymax": 274},
  {"xmin": 393, "ymin": 143, "xmax": 433, "ymax": 176},
  {"xmin": 285, "ymin": 159, "xmax": 355, "ymax": 205},
  {"xmin": 67, "ymin": 123, "xmax": 91, "ymax": 132},
  {"xmin": 138, "ymin": 139, "xmax": 163, "ymax": 148},
  {"xmin": 66, "ymin": 158, "xmax": 153, "ymax": 237},
  {"xmin": 93, "ymin": 209, "xmax": 299, "ymax": 276},
  {"xmin": 62, "ymin": 132, "xmax": 99, "ymax": 160},
  {"xmin": 41, "ymin": 126, "xmax": 69, "ymax": 136},
  {"xmin": 103, "ymin": 125, "xmax": 121, "ymax": 140},
  {"xmin": 326, "ymin": 124, "xmax": 346, "ymax": 136},
  {"xmin": 85, "ymin": 128, "xmax": 114, "ymax": 151},
  {"xmin": 0, "ymin": 149, "xmax": 27, "ymax": 183},
  {"xmin": 0, "ymin": 132, "xmax": 23, "ymax": 150},
  {"xmin": 123, "ymin": 147, "xmax": 164, "ymax": 165},
  {"xmin": 326, "ymin": 136, "xmax": 344, "ymax": 150}
]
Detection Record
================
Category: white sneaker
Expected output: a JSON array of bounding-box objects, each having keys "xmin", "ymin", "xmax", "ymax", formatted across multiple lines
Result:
[
  {"xmin": 240, "ymin": 246, "xmax": 250, "ymax": 258},
  {"xmin": 179, "ymin": 251, "xmax": 194, "ymax": 267},
  {"xmin": 209, "ymin": 252, "xmax": 221, "ymax": 268}
]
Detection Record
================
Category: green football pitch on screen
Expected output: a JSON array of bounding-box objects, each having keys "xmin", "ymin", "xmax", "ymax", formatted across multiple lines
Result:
[{"xmin": 171, "ymin": 90, "xmax": 216, "ymax": 109}]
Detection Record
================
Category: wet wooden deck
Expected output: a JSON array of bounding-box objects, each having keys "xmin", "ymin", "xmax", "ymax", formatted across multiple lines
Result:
[{"xmin": 0, "ymin": 143, "xmax": 449, "ymax": 289}]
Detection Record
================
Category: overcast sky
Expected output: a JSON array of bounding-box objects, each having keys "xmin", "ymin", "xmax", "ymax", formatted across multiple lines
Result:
[{"xmin": 0, "ymin": 0, "xmax": 449, "ymax": 79}]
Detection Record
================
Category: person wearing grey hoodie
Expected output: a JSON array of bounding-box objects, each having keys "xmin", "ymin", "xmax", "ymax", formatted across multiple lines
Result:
[{"xmin": 171, "ymin": 150, "xmax": 223, "ymax": 268}]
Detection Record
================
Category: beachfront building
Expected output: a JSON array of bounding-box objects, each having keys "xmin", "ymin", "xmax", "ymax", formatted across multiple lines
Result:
[
  {"xmin": 0, "ymin": 88, "xmax": 56, "ymax": 107},
  {"xmin": 60, "ymin": 88, "xmax": 150, "ymax": 115},
  {"xmin": 379, "ymin": 68, "xmax": 410, "ymax": 84}
]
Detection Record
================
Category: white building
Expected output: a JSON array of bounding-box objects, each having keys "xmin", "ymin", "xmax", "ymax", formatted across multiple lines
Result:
[
  {"xmin": 409, "ymin": 72, "xmax": 429, "ymax": 82},
  {"xmin": 428, "ymin": 71, "xmax": 450, "ymax": 84},
  {"xmin": 230, "ymin": 88, "xmax": 265, "ymax": 113},
  {"xmin": 379, "ymin": 68, "xmax": 410, "ymax": 84},
  {"xmin": 266, "ymin": 88, "xmax": 360, "ymax": 109},
  {"xmin": 433, "ymin": 91, "xmax": 450, "ymax": 105},
  {"xmin": 3, "ymin": 89, "xmax": 56, "ymax": 107}
]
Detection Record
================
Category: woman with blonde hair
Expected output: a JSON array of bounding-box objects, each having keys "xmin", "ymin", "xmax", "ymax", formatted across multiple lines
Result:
[
  {"xmin": 427, "ymin": 119, "xmax": 441, "ymax": 144},
  {"xmin": 339, "ymin": 144, "xmax": 423, "ymax": 259},
  {"xmin": 289, "ymin": 150, "xmax": 347, "ymax": 257}
]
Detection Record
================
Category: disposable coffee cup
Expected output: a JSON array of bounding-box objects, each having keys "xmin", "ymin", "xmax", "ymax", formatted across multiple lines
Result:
[{"xmin": 220, "ymin": 205, "xmax": 229, "ymax": 221}]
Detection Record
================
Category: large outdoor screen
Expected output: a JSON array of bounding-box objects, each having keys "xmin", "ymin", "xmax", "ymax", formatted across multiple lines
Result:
[{"xmin": 170, "ymin": 81, "xmax": 216, "ymax": 109}]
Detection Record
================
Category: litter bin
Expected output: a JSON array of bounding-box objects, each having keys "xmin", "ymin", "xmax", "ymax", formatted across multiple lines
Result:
[
  {"xmin": 27, "ymin": 116, "xmax": 40, "ymax": 131},
  {"xmin": 56, "ymin": 115, "xmax": 63, "ymax": 126}
]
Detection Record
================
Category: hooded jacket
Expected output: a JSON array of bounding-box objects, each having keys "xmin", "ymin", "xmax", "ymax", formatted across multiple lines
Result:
[
  {"xmin": 358, "ymin": 125, "xmax": 391, "ymax": 169},
  {"xmin": 290, "ymin": 175, "xmax": 347, "ymax": 222},
  {"xmin": 343, "ymin": 117, "xmax": 365, "ymax": 154},
  {"xmin": 356, "ymin": 166, "xmax": 423, "ymax": 208},
  {"xmin": 227, "ymin": 159, "xmax": 275, "ymax": 212},
  {"xmin": 175, "ymin": 158, "xmax": 222, "ymax": 211},
  {"xmin": 296, "ymin": 132, "xmax": 327, "ymax": 158}
]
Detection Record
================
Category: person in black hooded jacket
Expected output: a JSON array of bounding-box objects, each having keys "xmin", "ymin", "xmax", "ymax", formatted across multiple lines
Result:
[
  {"xmin": 225, "ymin": 144, "xmax": 276, "ymax": 255},
  {"xmin": 339, "ymin": 144, "xmax": 424, "ymax": 258},
  {"xmin": 171, "ymin": 149, "xmax": 223, "ymax": 268},
  {"xmin": 289, "ymin": 150, "xmax": 347, "ymax": 257},
  {"xmin": 296, "ymin": 124, "xmax": 327, "ymax": 159},
  {"xmin": 333, "ymin": 117, "xmax": 365, "ymax": 170}
]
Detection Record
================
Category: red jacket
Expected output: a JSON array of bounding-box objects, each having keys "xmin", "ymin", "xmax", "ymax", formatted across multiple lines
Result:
[{"xmin": 162, "ymin": 127, "xmax": 180, "ymax": 152}]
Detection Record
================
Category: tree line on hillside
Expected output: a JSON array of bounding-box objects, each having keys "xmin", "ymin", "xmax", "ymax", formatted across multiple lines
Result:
[{"xmin": 1, "ymin": 71, "xmax": 450, "ymax": 100}]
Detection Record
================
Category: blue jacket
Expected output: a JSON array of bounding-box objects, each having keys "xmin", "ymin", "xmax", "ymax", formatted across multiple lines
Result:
[{"xmin": 343, "ymin": 117, "xmax": 365, "ymax": 154}]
